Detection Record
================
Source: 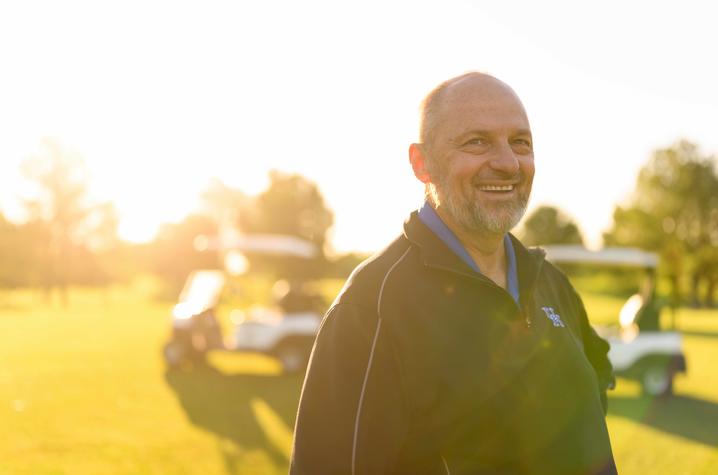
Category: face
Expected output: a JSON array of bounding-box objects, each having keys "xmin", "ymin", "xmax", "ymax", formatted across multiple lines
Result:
[{"xmin": 416, "ymin": 77, "xmax": 535, "ymax": 235}]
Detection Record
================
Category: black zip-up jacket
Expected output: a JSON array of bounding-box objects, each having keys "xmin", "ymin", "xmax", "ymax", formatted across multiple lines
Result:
[{"xmin": 291, "ymin": 212, "xmax": 617, "ymax": 475}]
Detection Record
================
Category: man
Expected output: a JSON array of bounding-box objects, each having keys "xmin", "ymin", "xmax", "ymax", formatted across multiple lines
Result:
[{"xmin": 290, "ymin": 73, "xmax": 617, "ymax": 475}]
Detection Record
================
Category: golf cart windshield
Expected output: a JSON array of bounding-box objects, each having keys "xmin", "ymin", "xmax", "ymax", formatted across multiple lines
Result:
[{"xmin": 173, "ymin": 270, "xmax": 226, "ymax": 319}]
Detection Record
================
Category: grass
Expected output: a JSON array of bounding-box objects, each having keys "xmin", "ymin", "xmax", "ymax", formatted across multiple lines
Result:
[
  {"xmin": 0, "ymin": 281, "xmax": 717, "ymax": 474},
  {"xmin": 576, "ymin": 291, "xmax": 718, "ymax": 474}
]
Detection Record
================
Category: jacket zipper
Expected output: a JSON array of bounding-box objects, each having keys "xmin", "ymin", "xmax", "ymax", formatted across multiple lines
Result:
[{"xmin": 521, "ymin": 303, "xmax": 532, "ymax": 328}]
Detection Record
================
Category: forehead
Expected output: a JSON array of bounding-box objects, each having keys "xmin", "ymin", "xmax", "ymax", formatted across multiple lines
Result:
[{"xmin": 435, "ymin": 77, "xmax": 530, "ymax": 139}]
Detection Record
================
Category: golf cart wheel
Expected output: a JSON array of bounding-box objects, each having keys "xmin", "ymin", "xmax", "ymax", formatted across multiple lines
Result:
[
  {"xmin": 641, "ymin": 365, "xmax": 673, "ymax": 397},
  {"xmin": 275, "ymin": 342, "xmax": 311, "ymax": 374}
]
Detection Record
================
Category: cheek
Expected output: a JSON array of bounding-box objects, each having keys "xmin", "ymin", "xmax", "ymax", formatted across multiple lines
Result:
[
  {"xmin": 521, "ymin": 157, "xmax": 535, "ymax": 182},
  {"xmin": 449, "ymin": 155, "xmax": 487, "ymax": 179}
]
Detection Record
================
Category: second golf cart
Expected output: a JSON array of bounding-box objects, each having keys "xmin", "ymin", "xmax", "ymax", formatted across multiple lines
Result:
[{"xmin": 542, "ymin": 245, "xmax": 687, "ymax": 396}]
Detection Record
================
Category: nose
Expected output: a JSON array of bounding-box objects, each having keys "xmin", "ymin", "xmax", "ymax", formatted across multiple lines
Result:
[{"xmin": 489, "ymin": 142, "xmax": 520, "ymax": 176}]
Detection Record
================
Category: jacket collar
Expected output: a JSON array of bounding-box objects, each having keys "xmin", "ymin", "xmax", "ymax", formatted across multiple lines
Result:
[{"xmin": 403, "ymin": 210, "xmax": 546, "ymax": 298}]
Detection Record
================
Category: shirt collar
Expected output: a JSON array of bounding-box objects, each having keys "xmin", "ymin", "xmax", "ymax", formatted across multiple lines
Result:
[{"xmin": 417, "ymin": 201, "xmax": 520, "ymax": 304}]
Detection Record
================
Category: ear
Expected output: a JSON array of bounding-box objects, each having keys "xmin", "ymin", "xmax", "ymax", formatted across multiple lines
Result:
[{"xmin": 409, "ymin": 143, "xmax": 432, "ymax": 184}]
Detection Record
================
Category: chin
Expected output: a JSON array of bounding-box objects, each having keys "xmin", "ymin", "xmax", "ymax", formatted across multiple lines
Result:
[
  {"xmin": 459, "ymin": 201, "xmax": 527, "ymax": 235},
  {"xmin": 434, "ymin": 183, "xmax": 529, "ymax": 235}
]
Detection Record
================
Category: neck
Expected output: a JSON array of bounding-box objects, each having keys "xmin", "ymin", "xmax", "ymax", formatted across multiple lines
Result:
[{"xmin": 435, "ymin": 205, "xmax": 508, "ymax": 288}]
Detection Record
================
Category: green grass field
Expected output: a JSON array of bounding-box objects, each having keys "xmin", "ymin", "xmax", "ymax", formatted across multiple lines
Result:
[{"xmin": 1, "ymin": 281, "xmax": 717, "ymax": 474}]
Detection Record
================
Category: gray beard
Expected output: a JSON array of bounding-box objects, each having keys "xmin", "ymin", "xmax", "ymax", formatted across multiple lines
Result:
[{"xmin": 429, "ymin": 179, "xmax": 529, "ymax": 235}]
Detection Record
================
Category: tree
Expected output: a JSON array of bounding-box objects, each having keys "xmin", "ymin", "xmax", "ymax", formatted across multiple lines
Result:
[
  {"xmin": 20, "ymin": 138, "xmax": 119, "ymax": 301},
  {"xmin": 603, "ymin": 140, "xmax": 718, "ymax": 306},
  {"xmin": 199, "ymin": 178, "xmax": 249, "ymax": 225},
  {"xmin": 0, "ymin": 214, "xmax": 46, "ymax": 287},
  {"xmin": 143, "ymin": 214, "xmax": 221, "ymax": 293},
  {"xmin": 240, "ymin": 171, "xmax": 334, "ymax": 279},
  {"xmin": 518, "ymin": 205, "xmax": 584, "ymax": 247},
  {"xmin": 243, "ymin": 171, "xmax": 334, "ymax": 254}
]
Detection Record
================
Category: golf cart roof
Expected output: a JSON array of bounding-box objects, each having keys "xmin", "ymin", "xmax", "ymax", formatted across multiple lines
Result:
[
  {"xmin": 224, "ymin": 234, "xmax": 317, "ymax": 258},
  {"xmin": 195, "ymin": 231, "xmax": 318, "ymax": 259},
  {"xmin": 541, "ymin": 245, "xmax": 658, "ymax": 269}
]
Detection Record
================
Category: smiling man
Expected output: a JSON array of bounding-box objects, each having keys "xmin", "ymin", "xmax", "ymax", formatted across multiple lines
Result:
[{"xmin": 291, "ymin": 73, "xmax": 617, "ymax": 475}]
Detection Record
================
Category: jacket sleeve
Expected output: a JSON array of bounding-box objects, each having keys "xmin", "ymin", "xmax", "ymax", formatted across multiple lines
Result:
[
  {"xmin": 573, "ymin": 288, "xmax": 615, "ymax": 414},
  {"xmin": 290, "ymin": 302, "xmax": 409, "ymax": 475}
]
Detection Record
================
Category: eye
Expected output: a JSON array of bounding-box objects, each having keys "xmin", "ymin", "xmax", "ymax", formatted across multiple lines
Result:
[
  {"xmin": 460, "ymin": 136, "xmax": 492, "ymax": 154},
  {"xmin": 512, "ymin": 138, "xmax": 533, "ymax": 151},
  {"xmin": 464, "ymin": 137, "xmax": 488, "ymax": 146}
]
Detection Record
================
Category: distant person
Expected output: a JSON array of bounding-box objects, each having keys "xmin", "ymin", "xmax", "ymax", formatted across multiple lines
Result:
[
  {"xmin": 274, "ymin": 279, "xmax": 324, "ymax": 315},
  {"xmin": 290, "ymin": 73, "xmax": 617, "ymax": 474}
]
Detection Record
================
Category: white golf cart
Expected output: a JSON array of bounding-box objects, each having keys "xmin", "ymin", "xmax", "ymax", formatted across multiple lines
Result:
[
  {"xmin": 542, "ymin": 245, "xmax": 687, "ymax": 396},
  {"xmin": 163, "ymin": 231, "xmax": 323, "ymax": 373}
]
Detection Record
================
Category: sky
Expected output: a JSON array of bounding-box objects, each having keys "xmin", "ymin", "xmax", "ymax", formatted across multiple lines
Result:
[{"xmin": 1, "ymin": 0, "xmax": 717, "ymax": 253}]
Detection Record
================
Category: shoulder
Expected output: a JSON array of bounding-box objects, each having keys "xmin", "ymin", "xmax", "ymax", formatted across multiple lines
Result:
[
  {"xmin": 540, "ymin": 258, "xmax": 573, "ymax": 287},
  {"xmin": 316, "ymin": 236, "xmax": 416, "ymax": 342},
  {"xmin": 531, "ymin": 248, "xmax": 584, "ymax": 303},
  {"xmin": 331, "ymin": 235, "xmax": 416, "ymax": 311}
]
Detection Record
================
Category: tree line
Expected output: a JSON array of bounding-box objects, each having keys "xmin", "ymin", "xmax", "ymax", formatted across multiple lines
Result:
[
  {"xmin": 1, "ymin": 138, "xmax": 716, "ymax": 306},
  {"xmin": 0, "ymin": 139, "xmax": 357, "ymax": 300}
]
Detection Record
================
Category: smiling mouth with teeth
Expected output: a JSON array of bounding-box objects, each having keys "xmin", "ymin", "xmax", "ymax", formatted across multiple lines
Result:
[{"xmin": 477, "ymin": 184, "xmax": 515, "ymax": 192}]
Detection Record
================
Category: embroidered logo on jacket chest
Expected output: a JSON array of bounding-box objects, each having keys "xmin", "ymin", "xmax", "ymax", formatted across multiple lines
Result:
[{"xmin": 541, "ymin": 306, "xmax": 566, "ymax": 327}]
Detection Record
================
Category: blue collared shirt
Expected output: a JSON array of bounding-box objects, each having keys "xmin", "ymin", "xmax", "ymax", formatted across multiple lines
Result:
[{"xmin": 418, "ymin": 202, "xmax": 520, "ymax": 304}]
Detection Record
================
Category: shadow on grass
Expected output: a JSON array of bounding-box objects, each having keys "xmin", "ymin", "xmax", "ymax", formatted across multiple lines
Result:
[
  {"xmin": 681, "ymin": 330, "xmax": 718, "ymax": 340},
  {"xmin": 164, "ymin": 365, "xmax": 304, "ymax": 474},
  {"xmin": 608, "ymin": 394, "xmax": 718, "ymax": 447}
]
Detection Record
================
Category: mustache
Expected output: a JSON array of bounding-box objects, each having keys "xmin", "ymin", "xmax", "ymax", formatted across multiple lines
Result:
[{"xmin": 470, "ymin": 170, "xmax": 525, "ymax": 186}]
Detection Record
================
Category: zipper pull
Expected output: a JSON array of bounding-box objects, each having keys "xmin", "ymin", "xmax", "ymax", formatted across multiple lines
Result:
[
  {"xmin": 521, "ymin": 306, "xmax": 531, "ymax": 328},
  {"xmin": 520, "ymin": 293, "xmax": 535, "ymax": 329}
]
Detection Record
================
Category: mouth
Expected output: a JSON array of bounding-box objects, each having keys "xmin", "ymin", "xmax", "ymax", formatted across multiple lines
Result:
[{"xmin": 476, "ymin": 183, "xmax": 516, "ymax": 193}]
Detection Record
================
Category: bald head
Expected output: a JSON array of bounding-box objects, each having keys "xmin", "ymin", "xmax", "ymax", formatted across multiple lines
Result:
[{"xmin": 419, "ymin": 72, "xmax": 528, "ymax": 150}]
